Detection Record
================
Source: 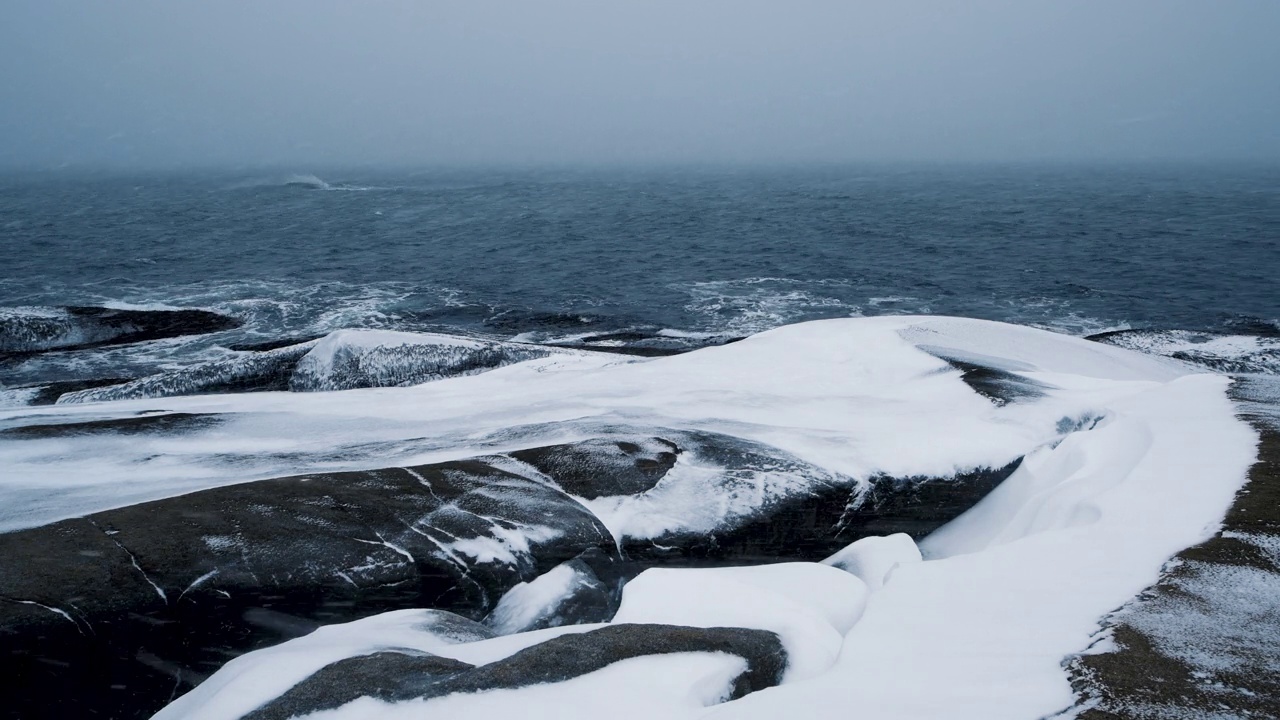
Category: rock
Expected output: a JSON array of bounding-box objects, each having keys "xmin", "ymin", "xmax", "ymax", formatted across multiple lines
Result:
[
  {"xmin": 18, "ymin": 377, "xmax": 134, "ymax": 405},
  {"xmin": 0, "ymin": 412, "xmax": 223, "ymax": 439},
  {"xmin": 246, "ymin": 650, "xmax": 477, "ymax": 720},
  {"xmin": 0, "ymin": 306, "xmax": 242, "ymax": 356},
  {"xmin": 563, "ymin": 428, "xmax": 1023, "ymax": 566},
  {"xmin": 53, "ymin": 330, "xmax": 553, "ymax": 403},
  {"xmin": 932, "ymin": 355, "xmax": 1050, "ymax": 406},
  {"xmin": 511, "ymin": 436, "xmax": 681, "ymax": 499},
  {"xmin": 224, "ymin": 336, "xmax": 325, "ymax": 352},
  {"xmin": 484, "ymin": 548, "xmax": 625, "ymax": 635},
  {"xmin": 0, "ymin": 459, "xmax": 616, "ymax": 720},
  {"xmin": 246, "ymin": 623, "xmax": 786, "ymax": 720},
  {"xmin": 57, "ymin": 341, "xmax": 318, "ymax": 403},
  {"xmin": 1087, "ymin": 328, "xmax": 1280, "ymax": 375},
  {"xmin": 288, "ymin": 329, "xmax": 550, "ymax": 392}
]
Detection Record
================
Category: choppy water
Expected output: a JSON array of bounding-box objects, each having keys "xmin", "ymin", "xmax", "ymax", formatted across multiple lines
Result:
[{"xmin": 1, "ymin": 163, "xmax": 1277, "ymax": 386}]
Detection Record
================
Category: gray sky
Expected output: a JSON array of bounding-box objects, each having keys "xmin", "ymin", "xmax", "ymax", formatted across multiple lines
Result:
[{"xmin": 2, "ymin": 0, "xmax": 1278, "ymax": 168}]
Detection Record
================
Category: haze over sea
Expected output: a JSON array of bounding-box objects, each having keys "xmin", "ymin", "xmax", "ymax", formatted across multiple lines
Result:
[{"xmin": 1, "ymin": 163, "xmax": 1277, "ymax": 387}]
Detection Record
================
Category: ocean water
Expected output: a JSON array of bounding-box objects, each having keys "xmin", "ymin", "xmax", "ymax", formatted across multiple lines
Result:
[{"xmin": 1, "ymin": 163, "xmax": 1277, "ymax": 386}]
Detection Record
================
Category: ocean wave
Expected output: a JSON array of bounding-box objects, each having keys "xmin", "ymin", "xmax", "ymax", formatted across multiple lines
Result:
[{"xmin": 677, "ymin": 278, "xmax": 864, "ymax": 335}]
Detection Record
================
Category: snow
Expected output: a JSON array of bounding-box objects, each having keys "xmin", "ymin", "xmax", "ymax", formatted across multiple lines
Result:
[
  {"xmin": 152, "ymin": 609, "xmax": 504, "ymax": 720},
  {"xmin": 0, "ymin": 317, "xmax": 1105, "ymax": 531},
  {"xmin": 485, "ymin": 561, "xmax": 594, "ymax": 635},
  {"xmin": 303, "ymin": 652, "xmax": 750, "ymax": 720},
  {"xmin": 289, "ymin": 328, "xmax": 550, "ymax": 391},
  {"xmin": 822, "ymin": 533, "xmax": 922, "ymax": 590},
  {"xmin": 612, "ymin": 563, "xmax": 869, "ymax": 682},
  {"xmin": 708, "ymin": 373, "xmax": 1255, "ymax": 720},
  {"xmin": 1, "ymin": 316, "xmax": 1259, "ymax": 720},
  {"xmin": 1092, "ymin": 329, "xmax": 1280, "ymax": 375}
]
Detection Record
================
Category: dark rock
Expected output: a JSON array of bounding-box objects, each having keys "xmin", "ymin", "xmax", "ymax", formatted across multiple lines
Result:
[
  {"xmin": 0, "ymin": 306, "xmax": 242, "ymax": 356},
  {"xmin": 620, "ymin": 430, "xmax": 1023, "ymax": 565},
  {"xmin": 482, "ymin": 310, "xmax": 602, "ymax": 334},
  {"xmin": 225, "ymin": 336, "xmax": 325, "ymax": 352},
  {"xmin": 0, "ymin": 412, "xmax": 222, "ymax": 439},
  {"xmin": 247, "ymin": 624, "xmax": 786, "ymax": 720},
  {"xmin": 548, "ymin": 343, "xmax": 689, "ymax": 357},
  {"xmin": 58, "ymin": 341, "xmax": 318, "ymax": 402},
  {"xmin": 511, "ymin": 436, "xmax": 680, "ymax": 498},
  {"xmin": 0, "ymin": 459, "xmax": 616, "ymax": 720},
  {"xmin": 509, "ymin": 426, "xmax": 1022, "ymax": 568},
  {"xmin": 247, "ymin": 650, "xmax": 477, "ymax": 720},
  {"xmin": 936, "ymin": 356, "xmax": 1049, "ymax": 406},
  {"xmin": 288, "ymin": 331, "xmax": 549, "ymax": 392},
  {"xmin": 21, "ymin": 378, "xmax": 134, "ymax": 405},
  {"xmin": 484, "ymin": 548, "xmax": 626, "ymax": 634}
]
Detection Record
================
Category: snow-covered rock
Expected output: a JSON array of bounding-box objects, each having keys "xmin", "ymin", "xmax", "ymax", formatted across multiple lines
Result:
[
  {"xmin": 288, "ymin": 329, "xmax": 551, "ymax": 392},
  {"xmin": 58, "ymin": 340, "xmax": 317, "ymax": 403},
  {"xmin": 822, "ymin": 533, "xmax": 922, "ymax": 590},
  {"xmin": 483, "ymin": 549, "xmax": 623, "ymax": 635},
  {"xmin": 0, "ymin": 315, "xmax": 1258, "ymax": 720},
  {"xmin": 48, "ymin": 329, "xmax": 555, "ymax": 404},
  {"xmin": 612, "ymin": 563, "xmax": 868, "ymax": 682}
]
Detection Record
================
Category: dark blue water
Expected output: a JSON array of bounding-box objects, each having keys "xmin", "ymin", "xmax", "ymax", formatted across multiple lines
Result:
[{"xmin": 1, "ymin": 164, "xmax": 1277, "ymax": 384}]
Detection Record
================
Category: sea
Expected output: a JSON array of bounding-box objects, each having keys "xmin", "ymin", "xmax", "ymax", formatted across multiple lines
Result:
[{"xmin": 1, "ymin": 163, "xmax": 1277, "ymax": 387}]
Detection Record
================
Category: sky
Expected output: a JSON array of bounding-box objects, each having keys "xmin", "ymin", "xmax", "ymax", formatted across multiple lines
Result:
[{"xmin": 1, "ymin": 0, "xmax": 1278, "ymax": 168}]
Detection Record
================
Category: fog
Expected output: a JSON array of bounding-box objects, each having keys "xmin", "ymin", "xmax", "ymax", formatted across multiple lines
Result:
[{"xmin": 2, "ymin": 0, "xmax": 1278, "ymax": 168}]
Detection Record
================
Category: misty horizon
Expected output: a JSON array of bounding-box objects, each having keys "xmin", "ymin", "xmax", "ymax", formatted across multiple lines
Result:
[{"xmin": 2, "ymin": 1, "xmax": 1279, "ymax": 170}]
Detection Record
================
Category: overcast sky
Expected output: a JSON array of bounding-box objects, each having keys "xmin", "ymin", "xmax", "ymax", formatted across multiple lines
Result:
[{"xmin": 2, "ymin": 1, "xmax": 1278, "ymax": 168}]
